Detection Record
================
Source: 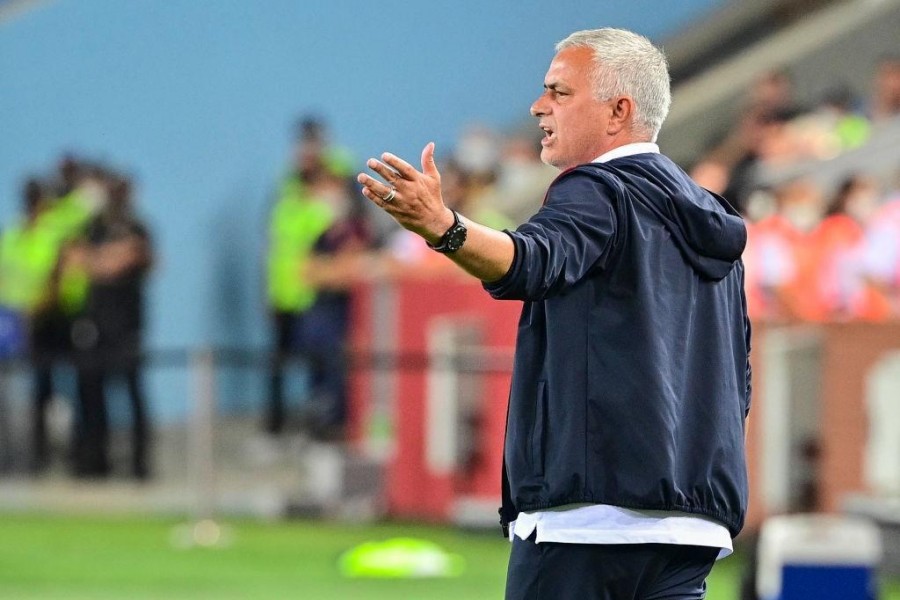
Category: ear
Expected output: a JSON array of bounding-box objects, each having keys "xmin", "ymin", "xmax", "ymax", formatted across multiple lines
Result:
[{"xmin": 607, "ymin": 96, "xmax": 635, "ymax": 136}]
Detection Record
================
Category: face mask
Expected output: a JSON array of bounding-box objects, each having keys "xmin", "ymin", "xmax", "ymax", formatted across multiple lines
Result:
[
  {"xmin": 316, "ymin": 184, "xmax": 350, "ymax": 221},
  {"xmin": 455, "ymin": 131, "xmax": 499, "ymax": 175},
  {"xmin": 846, "ymin": 192, "xmax": 878, "ymax": 224},
  {"xmin": 783, "ymin": 203, "xmax": 820, "ymax": 232},
  {"xmin": 80, "ymin": 178, "xmax": 109, "ymax": 213}
]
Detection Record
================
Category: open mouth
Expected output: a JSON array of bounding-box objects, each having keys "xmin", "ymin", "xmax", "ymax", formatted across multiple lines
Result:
[{"xmin": 540, "ymin": 124, "xmax": 555, "ymax": 144}]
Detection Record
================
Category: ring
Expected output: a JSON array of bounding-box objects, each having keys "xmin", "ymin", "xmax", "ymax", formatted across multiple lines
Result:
[{"xmin": 382, "ymin": 188, "xmax": 397, "ymax": 202}]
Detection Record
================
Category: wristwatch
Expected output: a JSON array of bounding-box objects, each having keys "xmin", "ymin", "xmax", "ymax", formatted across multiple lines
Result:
[{"xmin": 427, "ymin": 209, "xmax": 468, "ymax": 254}]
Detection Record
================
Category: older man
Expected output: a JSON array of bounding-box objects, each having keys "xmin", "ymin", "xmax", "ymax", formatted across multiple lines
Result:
[{"xmin": 358, "ymin": 28, "xmax": 750, "ymax": 600}]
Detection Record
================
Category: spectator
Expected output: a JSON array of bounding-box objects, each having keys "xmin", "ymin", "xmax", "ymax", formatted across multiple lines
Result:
[
  {"xmin": 862, "ymin": 172, "xmax": 900, "ymax": 314},
  {"xmin": 75, "ymin": 176, "xmax": 154, "ymax": 478},
  {"xmin": 264, "ymin": 118, "xmax": 339, "ymax": 435},
  {"xmin": 870, "ymin": 55, "xmax": 900, "ymax": 121},
  {"xmin": 44, "ymin": 155, "xmax": 100, "ymax": 371},
  {"xmin": 748, "ymin": 178, "xmax": 822, "ymax": 321},
  {"xmin": 809, "ymin": 175, "xmax": 887, "ymax": 321},
  {"xmin": 0, "ymin": 179, "xmax": 63, "ymax": 473},
  {"xmin": 299, "ymin": 166, "xmax": 375, "ymax": 440},
  {"xmin": 42, "ymin": 158, "xmax": 108, "ymax": 476}
]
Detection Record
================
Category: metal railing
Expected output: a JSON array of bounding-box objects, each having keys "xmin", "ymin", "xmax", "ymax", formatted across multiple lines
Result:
[{"xmin": 0, "ymin": 344, "xmax": 515, "ymax": 521}]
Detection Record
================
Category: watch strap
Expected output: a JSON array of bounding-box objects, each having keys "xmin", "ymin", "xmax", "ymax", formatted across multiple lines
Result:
[{"xmin": 426, "ymin": 209, "xmax": 467, "ymax": 254}]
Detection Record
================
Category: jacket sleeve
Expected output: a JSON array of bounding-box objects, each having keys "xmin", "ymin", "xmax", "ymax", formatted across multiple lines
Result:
[
  {"xmin": 483, "ymin": 169, "xmax": 619, "ymax": 301},
  {"xmin": 739, "ymin": 260, "xmax": 752, "ymax": 418}
]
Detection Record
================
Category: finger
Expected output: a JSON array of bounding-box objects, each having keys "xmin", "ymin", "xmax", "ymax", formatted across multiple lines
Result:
[
  {"xmin": 381, "ymin": 152, "xmax": 420, "ymax": 181},
  {"xmin": 421, "ymin": 142, "xmax": 439, "ymax": 178},
  {"xmin": 366, "ymin": 158, "xmax": 401, "ymax": 184},
  {"xmin": 360, "ymin": 185, "xmax": 388, "ymax": 207},
  {"xmin": 357, "ymin": 173, "xmax": 394, "ymax": 199}
]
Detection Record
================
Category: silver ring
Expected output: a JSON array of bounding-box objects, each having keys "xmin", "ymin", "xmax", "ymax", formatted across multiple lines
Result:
[{"xmin": 382, "ymin": 188, "xmax": 397, "ymax": 202}]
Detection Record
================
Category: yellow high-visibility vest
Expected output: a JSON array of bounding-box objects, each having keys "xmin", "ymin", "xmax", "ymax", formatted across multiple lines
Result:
[
  {"xmin": 0, "ymin": 222, "xmax": 59, "ymax": 313},
  {"xmin": 266, "ymin": 176, "xmax": 334, "ymax": 312},
  {"xmin": 42, "ymin": 189, "xmax": 94, "ymax": 314}
]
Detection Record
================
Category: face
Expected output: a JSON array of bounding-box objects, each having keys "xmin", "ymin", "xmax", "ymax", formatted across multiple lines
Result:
[
  {"xmin": 531, "ymin": 46, "xmax": 613, "ymax": 170},
  {"xmin": 877, "ymin": 61, "xmax": 900, "ymax": 99}
]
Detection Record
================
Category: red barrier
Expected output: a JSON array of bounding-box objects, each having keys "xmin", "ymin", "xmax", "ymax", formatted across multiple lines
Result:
[
  {"xmin": 348, "ymin": 275, "xmax": 520, "ymax": 521},
  {"xmin": 350, "ymin": 273, "xmax": 900, "ymax": 531}
]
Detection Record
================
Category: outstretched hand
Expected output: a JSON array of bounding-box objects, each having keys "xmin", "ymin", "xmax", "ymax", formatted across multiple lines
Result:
[{"xmin": 357, "ymin": 142, "xmax": 454, "ymax": 244}]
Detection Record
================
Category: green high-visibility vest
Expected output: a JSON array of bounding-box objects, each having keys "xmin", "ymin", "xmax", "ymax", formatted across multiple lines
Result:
[
  {"xmin": 41, "ymin": 189, "xmax": 93, "ymax": 245},
  {"xmin": 57, "ymin": 259, "xmax": 90, "ymax": 316},
  {"xmin": 42, "ymin": 190, "xmax": 94, "ymax": 314},
  {"xmin": 266, "ymin": 176, "xmax": 334, "ymax": 312},
  {"xmin": 0, "ymin": 222, "xmax": 59, "ymax": 313}
]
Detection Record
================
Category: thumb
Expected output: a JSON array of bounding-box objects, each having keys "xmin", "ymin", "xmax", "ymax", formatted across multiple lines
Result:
[{"xmin": 421, "ymin": 142, "xmax": 439, "ymax": 178}]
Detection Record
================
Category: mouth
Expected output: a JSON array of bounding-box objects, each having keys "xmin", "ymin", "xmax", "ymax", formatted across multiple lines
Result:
[{"xmin": 539, "ymin": 124, "xmax": 555, "ymax": 146}]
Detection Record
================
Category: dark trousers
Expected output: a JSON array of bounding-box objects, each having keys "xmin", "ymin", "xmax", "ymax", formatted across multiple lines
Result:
[
  {"xmin": 266, "ymin": 312, "xmax": 301, "ymax": 434},
  {"xmin": 75, "ymin": 335, "xmax": 149, "ymax": 478},
  {"xmin": 300, "ymin": 298, "xmax": 349, "ymax": 430},
  {"xmin": 29, "ymin": 312, "xmax": 72, "ymax": 472},
  {"xmin": 76, "ymin": 364, "xmax": 149, "ymax": 477},
  {"xmin": 505, "ymin": 537, "xmax": 719, "ymax": 600},
  {"xmin": 266, "ymin": 303, "xmax": 349, "ymax": 435},
  {"xmin": 30, "ymin": 365, "xmax": 54, "ymax": 471},
  {"xmin": 74, "ymin": 363, "xmax": 109, "ymax": 476}
]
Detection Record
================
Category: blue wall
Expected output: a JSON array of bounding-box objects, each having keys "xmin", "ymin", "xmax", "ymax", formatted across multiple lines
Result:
[{"xmin": 1, "ymin": 0, "xmax": 724, "ymax": 354}]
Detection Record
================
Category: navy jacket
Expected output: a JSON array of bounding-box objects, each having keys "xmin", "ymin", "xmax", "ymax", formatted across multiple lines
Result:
[{"xmin": 484, "ymin": 152, "xmax": 751, "ymax": 538}]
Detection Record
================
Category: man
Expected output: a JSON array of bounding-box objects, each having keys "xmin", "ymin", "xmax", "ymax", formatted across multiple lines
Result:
[
  {"xmin": 358, "ymin": 28, "xmax": 750, "ymax": 600},
  {"xmin": 0, "ymin": 179, "xmax": 63, "ymax": 473},
  {"xmin": 76, "ymin": 176, "xmax": 154, "ymax": 478},
  {"xmin": 264, "ymin": 119, "xmax": 335, "ymax": 434}
]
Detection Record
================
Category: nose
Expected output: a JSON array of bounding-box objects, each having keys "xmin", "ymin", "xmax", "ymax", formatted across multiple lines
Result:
[{"xmin": 530, "ymin": 93, "xmax": 549, "ymax": 118}]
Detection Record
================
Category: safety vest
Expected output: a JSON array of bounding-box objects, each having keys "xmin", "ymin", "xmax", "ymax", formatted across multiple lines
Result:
[
  {"xmin": 57, "ymin": 251, "xmax": 90, "ymax": 316},
  {"xmin": 0, "ymin": 222, "xmax": 59, "ymax": 313},
  {"xmin": 42, "ymin": 189, "xmax": 93, "ymax": 315},
  {"xmin": 41, "ymin": 189, "xmax": 93, "ymax": 245},
  {"xmin": 266, "ymin": 176, "xmax": 334, "ymax": 312}
]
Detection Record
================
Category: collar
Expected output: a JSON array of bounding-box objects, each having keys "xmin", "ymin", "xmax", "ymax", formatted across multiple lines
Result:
[{"xmin": 592, "ymin": 142, "xmax": 660, "ymax": 164}]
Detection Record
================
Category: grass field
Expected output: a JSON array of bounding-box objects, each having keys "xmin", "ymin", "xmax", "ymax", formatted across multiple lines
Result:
[{"xmin": 0, "ymin": 515, "xmax": 895, "ymax": 599}]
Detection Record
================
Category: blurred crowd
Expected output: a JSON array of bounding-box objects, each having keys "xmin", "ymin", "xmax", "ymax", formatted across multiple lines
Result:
[
  {"xmin": 0, "ymin": 157, "xmax": 153, "ymax": 479},
  {"xmin": 689, "ymin": 55, "xmax": 900, "ymax": 321}
]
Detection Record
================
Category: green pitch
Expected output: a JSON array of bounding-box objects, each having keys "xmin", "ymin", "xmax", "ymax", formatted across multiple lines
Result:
[{"xmin": 0, "ymin": 514, "xmax": 895, "ymax": 599}]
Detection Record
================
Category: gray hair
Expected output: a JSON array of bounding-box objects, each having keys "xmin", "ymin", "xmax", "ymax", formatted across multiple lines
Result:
[{"xmin": 556, "ymin": 28, "xmax": 671, "ymax": 142}]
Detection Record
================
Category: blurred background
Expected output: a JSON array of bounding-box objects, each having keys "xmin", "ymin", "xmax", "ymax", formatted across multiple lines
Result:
[{"xmin": 2, "ymin": 0, "xmax": 900, "ymax": 598}]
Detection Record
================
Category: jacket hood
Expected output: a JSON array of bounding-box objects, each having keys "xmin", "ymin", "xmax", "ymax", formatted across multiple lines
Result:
[{"xmin": 591, "ymin": 154, "xmax": 747, "ymax": 280}]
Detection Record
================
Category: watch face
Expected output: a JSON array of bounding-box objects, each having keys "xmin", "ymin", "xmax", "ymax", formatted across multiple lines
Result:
[
  {"xmin": 428, "ymin": 210, "xmax": 468, "ymax": 253},
  {"xmin": 446, "ymin": 226, "xmax": 467, "ymax": 252}
]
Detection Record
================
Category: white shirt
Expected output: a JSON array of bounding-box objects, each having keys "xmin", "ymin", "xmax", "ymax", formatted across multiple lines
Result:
[
  {"xmin": 592, "ymin": 142, "xmax": 660, "ymax": 163},
  {"xmin": 508, "ymin": 142, "xmax": 733, "ymax": 559}
]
